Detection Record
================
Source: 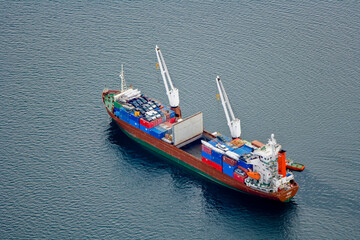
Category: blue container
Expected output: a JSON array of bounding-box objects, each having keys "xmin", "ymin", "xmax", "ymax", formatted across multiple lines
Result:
[
  {"xmin": 233, "ymin": 147, "xmax": 247, "ymax": 156},
  {"xmin": 211, "ymin": 155, "xmax": 223, "ymax": 166},
  {"xmin": 140, "ymin": 124, "xmax": 150, "ymax": 134},
  {"xmin": 129, "ymin": 112, "xmax": 141, "ymax": 122},
  {"xmin": 201, "ymin": 151, "xmax": 212, "ymax": 160},
  {"xmin": 150, "ymin": 126, "xmax": 167, "ymax": 139},
  {"xmin": 119, "ymin": 108, "xmax": 130, "ymax": 123},
  {"xmin": 211, "ymin": 149, "xmax": 223, "ymax": 160},
  {"xmin": 238, "ymin": 159, "xmax": 253, "ymax": 170},
  {"xmin": 211, "ymin": 150, "xmax": 223, "ymax": 166},
  {"xmin": 222, "ymin": 162, "xmax": 237, "ymax": 177},
  {"xmin": 129, "ymin": 119, "xmax": 140, "ymax": 128},
  {"xmin": 224, "ymin": 144, "xmax": 235, "ymax": 152},
  {"xmin": 207, "ymin": 140, "xmax": 218, "ymax": 147},
  {"xmin": 240, "ymin": 144, "xmax": 253, "ymax": 153},
  {"xmin": 169, "ymin": 110, "xmax": 175, "ymax": 118},
  {"xmin": 114, "ymin": 107, "xmax": 119, "ymax": 112}
]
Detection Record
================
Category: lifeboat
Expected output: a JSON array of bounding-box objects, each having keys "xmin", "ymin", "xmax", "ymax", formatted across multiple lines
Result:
[
  {"xmin": 247, "ymin": 171, "xmax": 261, "ymax": 180},
  {"xmin": 286, "ymin": 159, "xmax": 305, "ymax": 171}
]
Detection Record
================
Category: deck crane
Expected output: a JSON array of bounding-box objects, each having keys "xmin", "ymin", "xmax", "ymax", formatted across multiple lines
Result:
[
  {"xmin": 155, "ymin": 45, "xmax": 182, "ymax": 119},
  {"xmin": 216, "ymin": 76, "xmax": 241, "ymax": 139}
]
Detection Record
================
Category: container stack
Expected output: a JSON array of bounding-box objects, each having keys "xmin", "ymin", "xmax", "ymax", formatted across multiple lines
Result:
[
  {"xmin": 201, "ymin": 143, "xmax": 223, "ymax": 172},
  {"xmin": 222, "ymin": 155, "xmax": 238, "ymax": 177},
  {"xmin": 112, "ymin": 93, "xmax": 176, "ymax": 142},
  {"xmin": 200, "ymin": 133, "xmax": 257, "ymax": 180},
  {"xmin": 233, "ymin": 168, "xmax": 248, "ymax": 183}
]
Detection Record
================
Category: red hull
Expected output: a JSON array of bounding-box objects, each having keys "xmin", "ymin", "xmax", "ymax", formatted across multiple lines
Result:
[{"xmin": 103, "ymin": 90, "xmax": 299, "ymax": 202}]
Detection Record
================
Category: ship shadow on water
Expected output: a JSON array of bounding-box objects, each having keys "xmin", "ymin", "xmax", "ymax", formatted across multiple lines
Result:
[{"xmin": 106, "ymin": 121, "xmax": 299, "ymax": 234}]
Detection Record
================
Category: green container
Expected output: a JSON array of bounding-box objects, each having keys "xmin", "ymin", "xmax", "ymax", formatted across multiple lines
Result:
[{"xmin": 114, "ymin": 101, "xmax": 123, "ymax": 109}]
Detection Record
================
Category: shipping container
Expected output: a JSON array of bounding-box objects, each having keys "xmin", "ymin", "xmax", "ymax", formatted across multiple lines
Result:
[
  {"xmin": 222, "ymin": 161, "xmax": 237, "ymax": 177},
  {"xmin": 149, "ymin": 126, "xmax": 168, "ymax": 139},
  {"xmin": 233, "ymin": 147, "xmax": 247, "ymax": 156},
  {"xmin": 113, "ymin": 101, "xmax": 123, "ymax": 109},
  {"xmin": 129, "ymin": 119, "xmax": 140, "ymax": 128},
  {"xmin": 211, "ymin": 150, "xmax": 223, "ymax": 166},
  {"xmin": 223, "ymin": 155, "xmax": 237, "ymax": 166},
  {"xmin": 140, "ymin": 118, "xmax": 155, "ymax": 129},
  {"xmin": 212, "ymin": 162, "xmax": 223, "ymax": 172},
  {"xmin": 240, "ymin": 145, "xmax": 253, "ymax": 153},
  {"xmin": 207, "ymin": 139, "xmax": 219, "ymax": 147},
  {"xmin": 156, "ymin": 118, "xmax": 162, "ymax": 126},
  {"xmin": 119, "ymin": 108, "xmax": 130, "ymax": 123},
  {"xmin": 237, "ymin": 165, "xmax": 249, "ymax": 173},
  {"xmin": 238, "ymin": 159, "xmax": 253, "ymax": 170},
  {"xmin": 169, "ymin": 117, "xmax": 176, "ymax": 123},
  {"xmin": 201, "ymin": 151, "xmax": 212, "ymax": 161},
  {"xmin": 201, "ymin": 144, "xmax": 212, "ymax": 155},
  {"xmin": 230, "ymin": 138, "xmax": 245, "ymax": 148},
  {"xmin": 251, "ymin": 140, "xmax": 264, "ymax": 148},
  {"xmin": 140, "ymin": 124, "xmax": 150, "ymax": 134},
  {"xmin": 169, "ymin": 110, "xmax": 175, "ymax": 119},
  {"xmin": 129, "ymin": 112, "xmax": 141, "ymax": 123},
  {"xmin": 234, "ymin": 169, "xmax": 248, "ymax": 183},
  {"xmin": 201, "ymin": 156, "xmax": 212, "ymax": 166}
]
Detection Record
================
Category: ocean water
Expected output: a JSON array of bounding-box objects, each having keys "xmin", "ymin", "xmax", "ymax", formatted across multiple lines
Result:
[{"xmin": 1, "ymin": 1, "xmax": 359, "ymax": 239}]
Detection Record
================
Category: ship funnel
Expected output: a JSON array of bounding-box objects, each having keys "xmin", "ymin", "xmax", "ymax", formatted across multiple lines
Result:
[{"xmin": 278, "ymin": 150, "xmax": 287, "ymax": 177}]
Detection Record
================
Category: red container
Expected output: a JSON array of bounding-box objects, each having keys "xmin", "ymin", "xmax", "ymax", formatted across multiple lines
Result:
[
  {"xmin": 202, "ymin": 157, "xmax": 222, "ymax": 172},
  {"xmin": 201, "ymin": 144, "xmax": 212, "ymax": 155},
  {"xmin": 237, "ymin": 165, "xmax": 249, "ymax": 173},
  {"xmin": 234, "ymin": 172, "xmax": 248, "ymax": 183},
  {"xmin": 140, "ymin": 118, "xmax": 155, "ymax": 129},
  {"xmin": 153, "ymin": 118, "xmax": 158, "ymax": 126},
  {"xmin": 170, "ymin": 117, "xmax": 176, "ymax": 123},
  {"xmin": 212, "ymin": 162, "xmax": 223, "ymax": 172},
  {"xmin": 223, "ymin": 155, "xmax": 237, "ymax": 166},
  {"xmin": 201, "ymin": 156, "xmax": 212, "ymax": 165}
]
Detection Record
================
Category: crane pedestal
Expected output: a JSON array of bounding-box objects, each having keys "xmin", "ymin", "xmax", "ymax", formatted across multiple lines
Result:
[{"xmin": 171, "ymin": 106, "xmax": 182, "ymax": 119}]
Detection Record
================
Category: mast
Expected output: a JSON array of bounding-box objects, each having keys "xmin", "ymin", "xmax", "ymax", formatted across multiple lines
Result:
[{"xmin": 119, "ymin": 64, "xmax": 127, "ymax": 92}]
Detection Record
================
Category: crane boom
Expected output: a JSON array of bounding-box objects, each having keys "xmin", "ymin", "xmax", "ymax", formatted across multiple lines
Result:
[
  {"xmin": 155, "ymin": 45, "xmax": 180, "ymax": 108},
  {"xmin": 216, "ymin": 76, "xmax": 241, "ymax": 139}
]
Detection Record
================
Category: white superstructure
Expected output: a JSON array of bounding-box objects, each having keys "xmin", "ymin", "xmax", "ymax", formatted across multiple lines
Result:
[{"xmin": 245, "ymin": 134, "xmax": 294, "ymax": 192}]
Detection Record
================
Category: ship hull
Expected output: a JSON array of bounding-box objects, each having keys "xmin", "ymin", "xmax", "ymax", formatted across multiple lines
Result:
[{"xmin": 103, "ymin": 91, "xmax": 298, "ymax": 202}]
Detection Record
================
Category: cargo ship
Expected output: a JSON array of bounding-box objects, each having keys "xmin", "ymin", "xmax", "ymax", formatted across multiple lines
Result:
[{"xmin": 102, "ymin": 46, "xmax": 301, "ymax": 202}]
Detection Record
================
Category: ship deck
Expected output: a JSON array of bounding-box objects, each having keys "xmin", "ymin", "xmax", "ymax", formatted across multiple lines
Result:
[{"xmin": 180, "ymin": 133, "xmax": 214, "ymax": 160}]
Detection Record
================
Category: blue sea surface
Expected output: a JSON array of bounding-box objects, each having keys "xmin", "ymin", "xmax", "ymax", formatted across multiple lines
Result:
[{"xmin": 1, "ymin": 1, "xmax": 359, "ymax": 239}]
